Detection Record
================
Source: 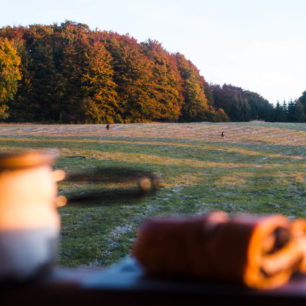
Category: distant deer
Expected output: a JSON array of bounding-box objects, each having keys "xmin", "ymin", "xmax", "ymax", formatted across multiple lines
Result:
[
  {"xmin": 106, "ymin": 124, "xmax": 110, "ymax": 130},
  {"xmin": 221, "ymin": 131, "xmax": 225, "ymax": 137}
]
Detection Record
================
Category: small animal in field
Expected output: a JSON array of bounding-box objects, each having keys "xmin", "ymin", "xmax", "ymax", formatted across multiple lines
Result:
[
  {"xmin": 106, "ymin": 124, "xmax": 110, "ymax": 130},
  {"xmin": 221, "ymin": 131, "xmax": 225, "ymax": 137}
]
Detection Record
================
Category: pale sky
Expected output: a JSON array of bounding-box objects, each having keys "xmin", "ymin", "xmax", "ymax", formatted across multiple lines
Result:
[{"xmin": 1, "ymin": 0, "xmax": 306, "ymax": 104}]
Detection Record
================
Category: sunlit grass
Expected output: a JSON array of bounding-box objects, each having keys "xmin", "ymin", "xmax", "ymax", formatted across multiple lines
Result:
[{"xmin": 0, "ymin": 122, "xmax": 305, "ymax": 267}]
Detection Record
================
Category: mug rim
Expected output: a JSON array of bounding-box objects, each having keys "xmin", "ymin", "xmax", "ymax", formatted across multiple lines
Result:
[{"xmin": 0, "ymin": 150, "xmax": 59, "ymax": 170}]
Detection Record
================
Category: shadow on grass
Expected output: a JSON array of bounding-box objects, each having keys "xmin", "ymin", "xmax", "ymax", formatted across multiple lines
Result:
[
  {"xmin": 63, "ymin": 166, "xmax": 162, "ymax": 206},
  {"xmin": 65, "ymin": 187, "xmax": 159, "ymax": 207}
]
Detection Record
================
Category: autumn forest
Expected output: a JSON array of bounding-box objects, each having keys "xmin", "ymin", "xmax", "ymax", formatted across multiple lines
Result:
[{"xmin": 0, "ymin": 21, "xmax": 305, "ymax": 123}]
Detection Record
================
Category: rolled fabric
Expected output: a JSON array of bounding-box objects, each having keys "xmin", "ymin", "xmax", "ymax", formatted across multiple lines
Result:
[
  {"xmin": 290, "ymin": 219, "xmax": 306, "ymax": 273},
  {"xmin": 132, "ymin": 211, "xmax": 306, "ymax": 289},
  {"xmin": 132, "ymin": 211, "xmax": 228, "ymax": 279}
]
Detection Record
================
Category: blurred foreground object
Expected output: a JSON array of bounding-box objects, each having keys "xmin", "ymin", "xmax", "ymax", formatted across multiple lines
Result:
[
  {"xmin": 132, "ymin": 211, "xmax": 306, "ymax": 290},
  {"xmin": 65, "ymin": 167, "xmax": 161, "ymax": 204},
  {"xmin": 0, "ymin": 150, "xmax": 65, "ymax": 281}
]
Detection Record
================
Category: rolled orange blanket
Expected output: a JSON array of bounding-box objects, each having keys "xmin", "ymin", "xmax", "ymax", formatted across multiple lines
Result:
[
  {"xmin": 290, "ymin": 218, "xmax": 306, "ymax": 272},
  {"xmin": 132, "ymin": 211, "xmax": 306, "ymax": 289}
]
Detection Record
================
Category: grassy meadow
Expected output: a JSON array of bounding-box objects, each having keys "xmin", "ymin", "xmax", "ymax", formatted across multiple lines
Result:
[{"xmin": 0, "ymin": 122, "xmax": 305, "ymax": 267}]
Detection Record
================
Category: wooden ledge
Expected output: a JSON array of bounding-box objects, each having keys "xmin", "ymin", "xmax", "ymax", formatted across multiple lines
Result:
[{"xmin": 2, "ymin": 257, "xmax": 306, "ymax": 306}]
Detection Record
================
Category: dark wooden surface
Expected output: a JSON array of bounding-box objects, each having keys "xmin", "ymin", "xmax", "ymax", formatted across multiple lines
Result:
[{"xmin": 2, "ymin": 257, "xmax": 306, "ymax": 306}]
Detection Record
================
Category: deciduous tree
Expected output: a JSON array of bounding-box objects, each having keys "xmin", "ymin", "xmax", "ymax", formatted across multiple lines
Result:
[{"xmin": 0, "ymin": 38, "xmax": 21, "ymax": 119}]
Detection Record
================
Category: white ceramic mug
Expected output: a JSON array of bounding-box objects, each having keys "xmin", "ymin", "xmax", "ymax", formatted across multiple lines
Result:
[{"xmin": 0, "ymin": 150, "xmax": 65, "ymax": 281}]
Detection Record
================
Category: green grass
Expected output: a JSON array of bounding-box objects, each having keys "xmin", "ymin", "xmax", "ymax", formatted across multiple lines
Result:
[{"xmin": 0, "ymin": 122, "xmax": 305, "ymax": 267}]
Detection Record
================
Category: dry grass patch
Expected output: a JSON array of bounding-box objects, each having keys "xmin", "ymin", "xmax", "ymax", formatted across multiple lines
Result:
[
  {"xmin": 213, "ymin": 175, "xmax": 247, "ymax": 186},
  {"xmin": 1, "ymin": 122, "xmax": 305, "ymax": 146}
]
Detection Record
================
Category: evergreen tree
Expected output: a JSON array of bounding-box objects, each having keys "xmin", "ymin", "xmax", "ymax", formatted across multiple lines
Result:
[
  {"xmin": 275, "ymin": 101, "xmax": 287, "ymax": 122},
  {"xmin": 287, "ymin": 100, "xmax": 296, "ymax": 122},
  {"xmin": 282, "ymin": 101, "xmax": 288, "ymax": 121}
]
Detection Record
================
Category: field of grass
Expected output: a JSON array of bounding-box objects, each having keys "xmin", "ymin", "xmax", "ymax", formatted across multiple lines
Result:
[{"xmin": 0, "ymin": 122, "xmax": 305, "ymax": 267}]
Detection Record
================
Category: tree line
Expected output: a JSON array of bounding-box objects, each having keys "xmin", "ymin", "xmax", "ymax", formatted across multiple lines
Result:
[
  {"xmin": 0, "ymin": 21, "xmax": 305, "ymax": 123},
  {"xmin": 211, "ymin": 84, "xmax": 306, "ymax": 123}
]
